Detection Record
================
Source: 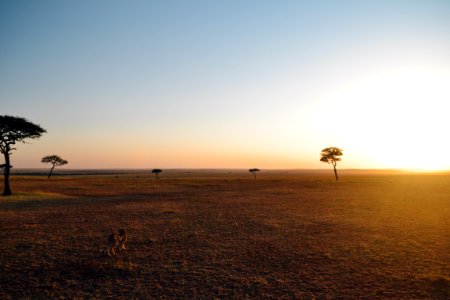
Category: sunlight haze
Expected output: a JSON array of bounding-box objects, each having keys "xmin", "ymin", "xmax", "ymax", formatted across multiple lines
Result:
[{"xmin": 1, "ymin": 0, "xmax": 449, "ymax": 170}]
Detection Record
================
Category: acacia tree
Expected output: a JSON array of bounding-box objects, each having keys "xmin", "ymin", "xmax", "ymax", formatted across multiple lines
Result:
[
  {"xmin": 152, "ymin": 169, "xmax": 162, "ymax": 179},
  {"xmin": 0, "ymin": 116, "xmax": 46, "ymax": 196},
  {"xmin": 41, "ymin": 155, "xmax": 68, "ymax": 179},
  {"xmin": 249, "ymin": 168, "xmax": 260, "ymax": 179},
  {"xmin": 320, "ymin": 147, "xmax": 343, "ymax": 181}
]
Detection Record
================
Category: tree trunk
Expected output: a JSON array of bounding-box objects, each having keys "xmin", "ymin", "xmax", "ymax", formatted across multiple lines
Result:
[
  {"xmin": 333, "ymin": 163, "xmax": 339, "ymax": 181},
  {"xmin": 253, "ymin": 172, "xmax": 256, "ymax": 179},
  {"xmin": 3, "ymin": 152, "xmax": 12, "ymax": 196},
  {"xmin": 48, "ymin": 165, "xmax": 55, "ymax": 179}
]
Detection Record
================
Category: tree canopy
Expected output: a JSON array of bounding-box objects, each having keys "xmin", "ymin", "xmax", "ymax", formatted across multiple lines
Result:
[
  {"xmin": 249, "ymin": 168, "xmax": 260, "ymax": 178},
  {"xmin": 0, "ymin": 116, "xmax": 46, "ymax": 152},
  {"xmin": 41, "ymin": 155, "xmax": 68, "ymax": 178},
  {"xmin": 320, "ymin": 147, "xmax": 343, "ymax": 181},
  {"xmin": 152, "ymin": 169, "xmax": 162, "ymax": 178}
]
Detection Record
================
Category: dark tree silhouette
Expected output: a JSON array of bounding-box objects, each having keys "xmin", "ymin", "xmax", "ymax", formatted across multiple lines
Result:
[
  {"xmin": 152, "ymin": 169, "xmax": 162, "ymax": 179},
  {"xmin": 320, "ymin": 147, "xmax": 343, "ymax": 181},
  {"xmin": 0, "ymin": 115, "xmax": 46, "ymax": 195},
  {"xmin": 0, "ymin": 164, "xmax": 12, "ymax": 188},
  {"xmin": 41, "ymin": 155, "xmax": 68, "ymax": 179},
  {"xmin": 249, "ymin": 168, "xmax": 260, "ymax": 179}
]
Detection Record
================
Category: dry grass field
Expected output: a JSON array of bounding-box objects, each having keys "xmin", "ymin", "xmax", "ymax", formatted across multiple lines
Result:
[{"xmin": 0, "ymin": 170, "xmax": 449, "ymax": 299}]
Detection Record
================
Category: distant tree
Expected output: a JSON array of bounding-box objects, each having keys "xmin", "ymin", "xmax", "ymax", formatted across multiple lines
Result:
[
  {"xmin": 41, "ymin": 155, "xmax": 68, "ymax": 179},
  {"xmin": 152, "ymin": 169, "xmax": 162, "ymax": 179},
  {"xmin": 320, "ymin": 147, "xmax": 343, "ymax": 181},
  {"xmin": 0, "ymin": 115, "xmax": 46, "ymax": 196},
  {"xmin": 249, "ymin": 168, "xmax": 260, "ymax": 179}
]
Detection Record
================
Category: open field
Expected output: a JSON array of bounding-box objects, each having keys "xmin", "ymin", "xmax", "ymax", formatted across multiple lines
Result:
[{"xmin": 0, "ymin": 170, "xmax": 449, "ymax": 299}]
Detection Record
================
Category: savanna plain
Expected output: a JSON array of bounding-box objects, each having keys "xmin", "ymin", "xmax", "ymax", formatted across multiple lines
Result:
[{"xmin": 0, "ymin": 170, "xmax": 449, "ymax": 299}]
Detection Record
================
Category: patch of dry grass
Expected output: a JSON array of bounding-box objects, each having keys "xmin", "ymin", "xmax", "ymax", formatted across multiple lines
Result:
[{"xmin": 0, "ymin": 173, "xmax": 449, "ymax": 298}]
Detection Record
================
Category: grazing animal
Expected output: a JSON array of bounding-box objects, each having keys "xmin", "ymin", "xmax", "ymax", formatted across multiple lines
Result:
[{"xmin": 104, "ymin": 229, "xmax": 128, "ymax": 265}]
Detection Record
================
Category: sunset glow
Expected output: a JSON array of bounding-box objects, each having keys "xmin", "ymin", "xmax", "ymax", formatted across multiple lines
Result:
[
  {"xmin": 1, "ymin": 1, "xmax": 449, "ymax": 170},
  {"xmin": 315, "ymin": 65, "xmax": 450, "ymax": 171}
]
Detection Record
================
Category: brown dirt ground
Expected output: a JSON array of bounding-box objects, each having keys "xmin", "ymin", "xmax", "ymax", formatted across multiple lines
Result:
[{"xmin": 0, "ymin": 171, "xmax": 449, "ymax": 299}]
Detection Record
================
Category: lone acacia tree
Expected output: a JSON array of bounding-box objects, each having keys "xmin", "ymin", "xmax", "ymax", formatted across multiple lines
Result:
[
  {"xmin": 41, "ymin": 155, "xmax": 68, "ymax": 179},
  {"xmin": 249, "ymin": 168, "xmax": 260, "ymax": 179},
  {"xmin": 320, "ymin": 147, "xmax": 343, "ymax": 181},
  {"xmin": 152, "ymin": 169, "xmax": 162, "ymax": 179},
  {"xmin": 0, "ymin": 115, "xmax": 46, "ymax": 195}
]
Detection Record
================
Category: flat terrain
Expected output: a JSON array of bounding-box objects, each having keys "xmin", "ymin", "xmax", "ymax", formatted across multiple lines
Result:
[{"xmin": 0, "ymin": 171, "xmax": 449, "ymax": 299}]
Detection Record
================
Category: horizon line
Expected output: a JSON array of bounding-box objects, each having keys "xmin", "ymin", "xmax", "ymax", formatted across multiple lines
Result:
[{"xmin": 9, "ymin": 167, "xmax": 450, "ymax": 174}]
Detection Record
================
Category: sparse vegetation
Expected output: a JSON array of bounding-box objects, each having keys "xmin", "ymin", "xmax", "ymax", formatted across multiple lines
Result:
[
  {"xmin": 152, "ymin": 169, "xmax": 162, "ymax": 179},
  {"xmin": 320, "ymin": 147, "xmax": 343, "ymax": 180},
  {"xmin": 0, "ymin": 171, "xmax": 448, "ymax": 298},
  {"xmin": 248, "ymin": 168, "xmax": 260, "ymax": 179},
  {"xmin": 41, "ymin": 155, "xmax": 68, "ymax": 178}
]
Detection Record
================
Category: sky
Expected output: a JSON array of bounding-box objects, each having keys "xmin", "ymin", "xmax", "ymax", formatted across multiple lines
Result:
[{"xmin": 1, "ymin": 0, "xmax": 450, "ymax": 170}]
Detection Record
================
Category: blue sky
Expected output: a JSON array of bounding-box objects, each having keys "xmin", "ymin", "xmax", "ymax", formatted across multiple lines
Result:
[{"xmin": 1, "ymin": 0, "xmax": 450, "ymax": 169}]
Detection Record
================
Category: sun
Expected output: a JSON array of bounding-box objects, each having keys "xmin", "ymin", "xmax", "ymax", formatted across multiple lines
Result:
[{"xmin": 315, "ymin": 64, "xmax": 450, "ymax": 171}]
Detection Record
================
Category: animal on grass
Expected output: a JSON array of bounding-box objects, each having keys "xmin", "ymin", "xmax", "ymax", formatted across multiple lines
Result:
[{"xmin": 101, "ymin": 229, "xmax": 128, "ymax": 264}]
